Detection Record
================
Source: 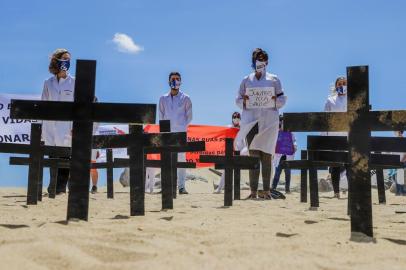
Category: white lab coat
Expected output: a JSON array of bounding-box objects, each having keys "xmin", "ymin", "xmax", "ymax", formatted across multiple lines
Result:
[
  {"xmin": 235, "ymin": 72, "xmax": 287, "ymax": 155},
  {"xmin": 41, "ymin": 75, "xmax": 75, "ymax": 146},
  {"xmin": 158, "ymin": 91, "xmax": 192, "ymax": 132},
  {"xmin": 159, "ymin": 90, "xmax": 192, "ymax": 189}
]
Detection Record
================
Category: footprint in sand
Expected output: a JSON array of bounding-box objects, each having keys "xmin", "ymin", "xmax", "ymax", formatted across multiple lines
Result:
[
  {"xmin": 383, "ymin": 238, "xmax": 406, "ymax": 245},
  {"xmin": 304, "ymin": 220, "xmax": 318, "ymax": 224},
  {"xmin": 328, "ymin": 217, "xmax": 350, "ymax": 221},
  {"xmin": 276, "ymin": 232, "xmax": 298, "ymax": 238},
  {"xmin": 0, "ymin": 224, "xmax": 29, "ymax": 229},
  {"xmin": 160, "ymin": 216, "xmax": 174, "ymax": 221},
  {"xmin": 112, "ymin": 215, "xmax": 130, "ymax": 220}
]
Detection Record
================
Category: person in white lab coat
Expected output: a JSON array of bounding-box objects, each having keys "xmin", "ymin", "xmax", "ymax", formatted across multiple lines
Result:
[
  {"xmin": 42, "ymin": 48, "xmax": 74, "ymax": 195},
  {"xmin": 324, "ymin": 76, "xmax": 349, "ymax": 198},
  {"xmin": 235, "ymin": 48, "xmax": 287, "ymax": 199},
  {"xmin": 214, "ymin": 112, "xmax": 248, "ymax": 193},
  {"xmin": 159, "ymin": 72, "xmax": 193, "ymax": 194}
]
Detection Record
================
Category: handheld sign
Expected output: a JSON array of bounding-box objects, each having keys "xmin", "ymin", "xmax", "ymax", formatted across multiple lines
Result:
[{"xmin": 246, "ymin": 87, "xmax": 275, "ymax": 109}]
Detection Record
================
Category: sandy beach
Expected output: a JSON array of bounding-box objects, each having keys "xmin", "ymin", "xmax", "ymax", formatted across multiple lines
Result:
[{"xmin": 1, "ymin": 169, "xmax": 406, "ymax": 270}]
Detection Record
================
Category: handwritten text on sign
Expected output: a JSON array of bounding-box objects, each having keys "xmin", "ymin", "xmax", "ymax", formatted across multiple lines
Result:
[{"xmin": 246, "ymin": 87, "xmax": 275, "ymax": 109}]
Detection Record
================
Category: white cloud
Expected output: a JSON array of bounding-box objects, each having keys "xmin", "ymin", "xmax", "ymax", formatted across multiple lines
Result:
[{"xmin": 112, "ymin": 33, "xmax": 144, "ymax": 54}]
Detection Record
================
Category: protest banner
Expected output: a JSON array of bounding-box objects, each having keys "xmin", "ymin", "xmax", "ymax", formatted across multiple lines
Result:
[
  {"xmin": 144, "ymin": 124, "xmax": 239, "ymax": 167},
  {"xmin": 0, "ymin": 93, "xmax": 40, "ymax": 144}
]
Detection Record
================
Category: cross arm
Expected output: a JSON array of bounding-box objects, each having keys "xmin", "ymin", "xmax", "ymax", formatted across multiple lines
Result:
[
  {"xmin": 9, "ymin": 156, "xmax": 70, "ymax": 168},
  {"xmin": 0, "ymin": 143, "xmax": 32, "ymax": 154},
  {"xmin": 144, "ymin": 141, "xmax": 205, "ymax": 154},
  {"xmin": 10, "ymin": 100, "xmax": 156, "ymax": 124},
  {"xmin": 281, "ymin": 160, "xmax": 342, "ymax": 169},
  {"xmin": 92, "ymin": 132, "xmax": 187, "ymax": 149},
  {"xmin": 308, "ymin": 135, "xmax": 406, "ymax": 153},
  {"xmin": 283, "ymin": 112, "xmax": 349, "ymax": 132},
  {"xmin": 200, "ymin": 155, "xmax": 259, "ymax": 169},
  {"xmin": 369, "ymin": 110, "xmax": 406, "ymax": 131}
]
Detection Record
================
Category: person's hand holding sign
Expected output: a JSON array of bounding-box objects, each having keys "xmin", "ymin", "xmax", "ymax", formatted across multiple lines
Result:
[{"xmin": 243, "ymin": 95, "xmax": 249, "ymax": 109}]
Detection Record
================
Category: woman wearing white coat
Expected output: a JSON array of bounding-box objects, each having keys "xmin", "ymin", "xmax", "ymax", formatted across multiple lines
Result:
[
  {"xmin": 42, "ymin": 49, "xmax": 74, "ymax": 195},
  {"xmin": 235, "ymin": 48, "xmax": 287, "ymax": 199}
]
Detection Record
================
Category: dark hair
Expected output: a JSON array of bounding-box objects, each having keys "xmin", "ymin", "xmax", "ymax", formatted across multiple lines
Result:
[
  {"xmin": 252, "ymin": 48, "xmax": 269, "ymax": 65},
  {"xmin": 49, "ymin": 48, "xmax": 70, "ymax": 75},
  {"xmin": 168, "ymin": 71, "xmax": 181, "ymax": 81},
  {"xmin": 335, "ymin": 76, "xmax": 346, "ymax": 87},
  {"xmin": 232, "ymin": 112, "xmax": 240, "ymax": 119}
]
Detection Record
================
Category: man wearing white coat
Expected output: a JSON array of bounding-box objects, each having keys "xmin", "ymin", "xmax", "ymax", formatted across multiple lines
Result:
[
  {"xmin": 159, "ymin": 71, "xmax": 193, "ymax": 194},
  {"xmin": 41, "ymin": 48, "xmax": 74, "ymax": 195},
  {"xmin": 235, "ymin": 48, "xmax": 287, "ymax": 199}
]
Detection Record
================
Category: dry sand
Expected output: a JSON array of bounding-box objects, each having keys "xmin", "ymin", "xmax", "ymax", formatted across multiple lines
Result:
[{"xmin": 1, "ymin": 169, "xmax": 406, "ymax": 270}]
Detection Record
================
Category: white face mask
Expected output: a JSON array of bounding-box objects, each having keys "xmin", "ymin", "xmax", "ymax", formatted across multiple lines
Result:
[
  {"xmin": 255, "ymin": 60, "xmax": 267, "ymax": 73},
  {"xmin": 232, "ymin": 118, "xmax": 240, "ymax": 126}
]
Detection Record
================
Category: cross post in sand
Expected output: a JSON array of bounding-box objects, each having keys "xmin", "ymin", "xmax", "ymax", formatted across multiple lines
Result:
[
  {"xmin": 283, "ymin": 66, "xmax": 406, "ymax": 237},
  {"xmin": 0, "ymin": 123, "xmax": 70, "ymax": 203},
  {"xmin": 92, "ymin": 120, "xmax": 187, "ymax": 215},
  {"xmin": 199, "ymin": 138, "xmax": 259, "ymax": 207},
  {"xmin": 10, "ymin": 60, "xmax": 156, "ymax": 221}
]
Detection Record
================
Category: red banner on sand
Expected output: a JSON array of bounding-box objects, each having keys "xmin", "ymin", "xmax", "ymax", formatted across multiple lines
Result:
[{"xmin": 144, "ymin": 124, "xmax": 239, "ymax": 167}]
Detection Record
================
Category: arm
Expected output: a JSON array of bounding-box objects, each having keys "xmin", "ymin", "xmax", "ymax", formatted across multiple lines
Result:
[
  {"xmin": 274, "ymin": 77, "xmax": 287, "ymax": 109},
  {"xmin": 324, "ymin": 99, "xmax": 331, "ymax": 112},
  {"xmin": 185, "ymin": 97, "xmax": 193, "ymax": 125},
  {"xmin": 41, "ymin": 81, "xmax": 49, "ymax": 101},
  {"xmin": 158, "ymin": 97, "xmax": 165, "ymax": 120},
  {"xmin": 235, "ymin": 79, "xmax": 246, "ymax": 110}
]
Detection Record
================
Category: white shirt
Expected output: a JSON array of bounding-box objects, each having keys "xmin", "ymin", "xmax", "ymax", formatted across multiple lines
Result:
[
  {"xmin": 235, "ymin": 72, "xmax": 287, "ymax": 155},
  {"xmin": 41, "ymin": 75, "xmax": 75, "ymax": 146},
  {"xmin": 159, "ymin": 90, "xmax": 193, "ymax": 132}
]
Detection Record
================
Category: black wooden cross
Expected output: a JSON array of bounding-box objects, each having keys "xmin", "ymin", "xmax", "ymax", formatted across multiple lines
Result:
[
  {"xmin": 144, "ymin": 140, "xmax": 206, "ymax": 199},
  {"xmin": 92, "ymin": 120, "xmax": 187, "ymax": 215},
  {"xmin": 0, "ymin": 123, "xmax": 70, "ymax": 204},
  {"xmin": 10, "ymin": 60, "xmax": 156, "ymax": 221},
  {"xmin": 307, "ymin": 135, "xmax": 406, "ymax": 205},
  {"xmin": 283, "ymin": 66, "xmax": 406, "ymax": 237},
  {"xmin": 199, "ymin": 138, "xmax": 259, "ymax": 206},
  {"xmin": 10, "ymin": 149, "xmax": 116, "ymax": 199}
]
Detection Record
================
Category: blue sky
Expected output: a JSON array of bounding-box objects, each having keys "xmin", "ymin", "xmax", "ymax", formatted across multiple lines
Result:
[{"xmin": 0, "ymin": 0, "xmax": 405, "ymax": 186}]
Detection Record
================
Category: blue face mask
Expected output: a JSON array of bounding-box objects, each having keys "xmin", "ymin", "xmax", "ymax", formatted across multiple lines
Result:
[
  {"xmin": 169, "ymin": 79, "xmax": 181, "ymax": 90},
  {"xmin": 335, "ymin": 85, "xmax": 347, "ymax": 95},
  {"xmin": 57, "ymin": 59, "xmax": 70, "ymax": 71}
]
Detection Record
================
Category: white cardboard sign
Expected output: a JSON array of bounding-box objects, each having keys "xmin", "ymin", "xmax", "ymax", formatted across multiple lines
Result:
[{"xmin": 246, "ymin": 87, "xmax": 275, "ymax": 109}]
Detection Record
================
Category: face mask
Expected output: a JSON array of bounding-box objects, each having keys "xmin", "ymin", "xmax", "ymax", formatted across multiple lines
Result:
[
  {"xmin": 232, "ymin": 118, "xmax": 240, "ymax": 126},
  {"xmin": 254, "ymin": 60, "xmax": 267, "ymax": 73},
  {"xmin": 57, "ymin": 59, "xmax": 70, "ymax": 71},
  {"xmin": 336, "ymin": 85, "xmax": 347, "ymax": 95},
  {"xmin": 169, "ymin": 79, "xmax": 181, "ymax": 90}
]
